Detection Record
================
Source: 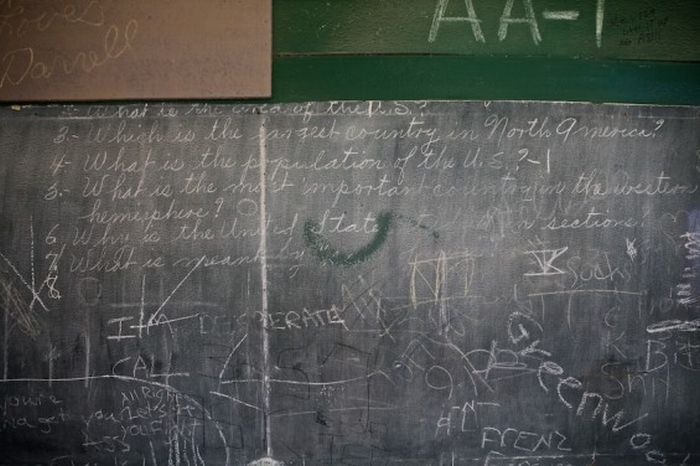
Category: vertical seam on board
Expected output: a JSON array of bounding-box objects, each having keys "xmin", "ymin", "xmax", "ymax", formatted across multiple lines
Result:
[
  {"xmin": 258, "ymin": 118, "xmax": 272, "ymax": 457},
  {"xmin": 29, "ymin": 216, "xmax": 35, "ymax": 307},
  {"xmin": 84, "ymin": 305, "xmax": 90, "ymax": 388},
  {"xmin": 2, "ymin": 284, "xmax": 7, "ymax": 380}
]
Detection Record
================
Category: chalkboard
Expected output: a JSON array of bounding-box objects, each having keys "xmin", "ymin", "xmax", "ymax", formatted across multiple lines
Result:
[
  {"xmin": 0, "ymin": 0, "xmax": 271, "ymax": 101},
  {"xmin": 0, "ymin": 101, "xmax": 698, "ymax": 465}
]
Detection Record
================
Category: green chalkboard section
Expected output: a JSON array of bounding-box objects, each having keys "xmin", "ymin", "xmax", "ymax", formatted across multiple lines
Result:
[
  {"xmin": 275, "ymin": 0, "xmax": 699, "ymax": 60},
  {"xmin": 270, "ymin": 0, "xmax": 700, "ymax": 105}
]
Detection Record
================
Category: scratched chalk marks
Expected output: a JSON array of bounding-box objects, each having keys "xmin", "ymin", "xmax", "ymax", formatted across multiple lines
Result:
[
  {"xmin": 524, "ymin": 246, "xmax": 568, "ymax": 276},
  {"xmin": 0, "ymin": 101, "xmax": 699, "ymax": 465}
]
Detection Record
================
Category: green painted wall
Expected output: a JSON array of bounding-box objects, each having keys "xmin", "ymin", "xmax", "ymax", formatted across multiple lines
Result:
[{"xmin": 270, "ymin": 0, "xmax": 700, "ymax": 104}]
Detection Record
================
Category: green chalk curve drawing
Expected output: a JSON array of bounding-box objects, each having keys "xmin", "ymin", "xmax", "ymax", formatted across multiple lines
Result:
[{"xmin": 303, "ymin": 211, "xmax": 394, "ymax": 266}]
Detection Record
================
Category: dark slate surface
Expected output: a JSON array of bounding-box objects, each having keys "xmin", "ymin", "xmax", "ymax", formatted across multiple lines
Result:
[{"xmin": 0, "ymin": 101, "xmax": 698, "ymax": 465}]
